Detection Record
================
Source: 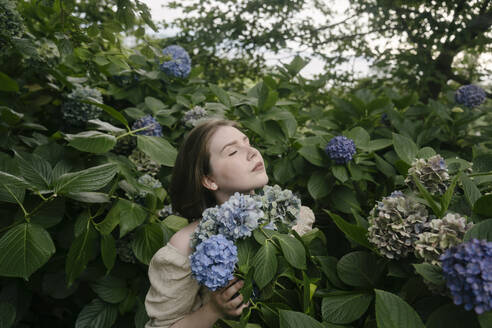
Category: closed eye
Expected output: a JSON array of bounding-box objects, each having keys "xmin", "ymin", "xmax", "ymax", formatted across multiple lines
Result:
[{"xmin": 228, "ymin": 151, "xmax": 237, "ymax": 156}]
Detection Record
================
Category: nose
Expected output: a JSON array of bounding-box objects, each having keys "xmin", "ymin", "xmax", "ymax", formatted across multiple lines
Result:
[{"xmin": 247, "ymin": 145, "xmax": 258, "ymax": 161}]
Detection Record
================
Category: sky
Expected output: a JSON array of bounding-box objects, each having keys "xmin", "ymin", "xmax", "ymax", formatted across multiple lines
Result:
[
  {"xmin": 139, "ymin": 0, "xmax": 491, "ymax": 84},
  {"xmin": 139, "ymin": 0, "xmax": 369, "ymax": 79}
]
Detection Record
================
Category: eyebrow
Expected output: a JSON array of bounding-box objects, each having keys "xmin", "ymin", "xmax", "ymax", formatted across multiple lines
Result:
[{"xmin": 220, "ymin": 136, "xmax": 249, "ymax": 154}]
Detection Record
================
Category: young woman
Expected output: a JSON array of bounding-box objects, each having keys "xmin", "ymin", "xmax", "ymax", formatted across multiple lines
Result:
[{"xmin": 144, "ymin": 119, "xmax": 314, "ymax": 328}]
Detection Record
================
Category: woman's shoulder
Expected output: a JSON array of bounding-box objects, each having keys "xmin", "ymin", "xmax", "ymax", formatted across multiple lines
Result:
[{"xmin": 168, "ymin": 220, "xmax": 200, "ymax": 257}]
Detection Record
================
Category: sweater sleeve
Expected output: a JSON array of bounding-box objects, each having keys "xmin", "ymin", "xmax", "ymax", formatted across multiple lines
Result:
[{"xmin": 145, "ymin": 243, "xmax": 202, "ymax": 328}]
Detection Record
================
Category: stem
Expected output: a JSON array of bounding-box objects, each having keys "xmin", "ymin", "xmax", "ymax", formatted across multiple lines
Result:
[
  {"xmin": 116, "ymin": 124, "xmax": 158, "ymax": 139},
  {"xmin": 27, "ymin": 194, "xmax": 57, "ymax": 219},
  {"xmin": 469, "ymin": 171, "xmax": 492, "ymax": 177}
]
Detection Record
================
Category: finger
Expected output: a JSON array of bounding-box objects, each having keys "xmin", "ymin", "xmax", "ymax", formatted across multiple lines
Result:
[
  {"xmin": 228, "ymin": 293, "xmax": 243, "ymax": 308},
  {"xmin": 223, "ymin": 280, "xmax": 244, "ymax": 300},
  {"xmin": 231, "ymin": 303, "xmax": 249, "ymax": 317},
  {"xmin": 222, "ymin": 277, "xmax": 239, "ymax": 290}
]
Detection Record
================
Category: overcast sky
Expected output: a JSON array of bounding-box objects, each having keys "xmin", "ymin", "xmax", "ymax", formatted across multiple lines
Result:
[{"xmin": 139, "ymin": 0, "xmax": 370, "ymax": 79}]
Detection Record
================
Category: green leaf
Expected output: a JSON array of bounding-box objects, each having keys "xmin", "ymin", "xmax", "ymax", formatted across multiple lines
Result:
[
  {"xmin": 100, "ymin": 234, "xmax": 116, "ymax": 274},
  {"xmin": 84, "ymin": 101, "xmax": 129, "ymax": 128},
  {"xmin": 0, "ymin": 72, "xmax": 19, "ymax": 92},
  {"xmin": 337, "ymin": 251, "xmax": 384, "ymax": 288},
  {"xmin": 161, "ymin": 215, "xmax": 188, "ymax": 232},
  {"xmin": 364, "ymin": 139, "xmax": 393, "ymax": 152},
  {"xmin": 284, "ymin": 56, "xmax": 309, "ymax": 76},
  {"xmin": 145, "ymin": 97, "xmax": 165, "ymax": 112},
  {"xmin": 273, "ymin": 234, "xmax": 306, "ymax": 270},
  {"xmin": 473, "ymin": 195, "xmax": 492, "ymax": 217},
  {"xmin": 0, "ymin": 171, "xmax": 31, "ymax": 189},
  {"xmin": 0, "ymin": 223, "xmax": 55, "ymax": 280},
  {"xmin": 119, "ymin": 201, "xmax": 148, "ymax": 237},
  {"xmin": 96, "ymin": 200, "xmax": 127, "ymax": 235},
  {"xmin": 88, "ymin": 119, "xmax": 125, "ymax": 134},
  {"xmin": 65, "ymin": 131, "xmax": 117, "ymax": 154},
  {"xmin": 426, "ymin": 303, "xmax": 481, "ymax": 328},
  {"xmin": 75, "ymin": 298, "xmax": 118, "ymax": 328},
  {"xmin": 412, "ymin": 263, "xmax": 445, "ymax": 285},
  {"xmin": 298, "ymin": 145, "xmax": 325, "ymax": 167},
  {"xmin": 461, "ymin": 175, "xmax": 481, "ymax": 207},
  {"xmin": 91, "ymin": 276, "xmax": 128, "ymax": 304},
  {"xmin": 252, "ymin": 241, "xmax": 278, "ymax": 289},
  {"xmin": 66, "ymin": 192, "xmax": 110, "ymax": 203},
  {"xmin": 321, "ymin": 291, "xmax": 373, "ymax": 324},
  {"xmin": 331, "ymin": 165, "xmax": 348, "ymax": 183},
  {"xmin": 278, "ymin": 309, "xmax": 324, "ymax": 328},
  {"xmin": 66, "ymin": 225, "xmax": 98, "ymax": 286},
  {"xmin": 210, "ymin": 84, "xmax": 232, "ymax": 107},
  {"xmin": 346, "ymin": 127, "xmax": 369, "ymax": 149},
  {"xmin": 464, "ymin": 219, "xmax": 492, "ymax": 242},
  {"xmin": 54, "ymin": 163, "xmax": 118, "ymax": 194},
  {"xmin": 411, "ymin": 174, "xmax": 441, "ymax": 216},
  {"xmin": 392, "ymin": 133, "xmax": 418, "ymax": 165},
  {"xmin": 137, "ymin": 136, "xmax": 177, "ymax": 167},
  {"xmin": 0, "ymin": 106, "xmax": 23, "ymax": 125},
  {"xmin": 440, "ymin": 174, "xmax": 460, "ymax": 215},
  {"xmin": 316, "ymin": 256, "xmax": 345, "ymax": 289},
  {"xmin": 308, "ymin": 171, "xmax": 331, "ymax": 199},
  {"xmin": 30, "ymin": 198, "xmax": 65, "ymax": 228},
  {"xmin": 324, "ymin": 210, "xmax": 372, "ymax": 250},
  {"xmin": 236, "ymin": 238, "xmax": 257, "ymax": 274},
  {"xmin": 375, "ymin": 289, "xmax": 425, "ymax": 328},
  {"xmin": 473, "ymin": 154, "xmax": 492, "ymax": 172},
  {"xmin": 15, "ymin": 152, "xmax": 52, "ymax": 191},
  {"xmin": 478, "ymin": 310, "xmax": 492, "ymax": 328},
  {"xmin": 0, "ymin": 302, "xmax": 16, "ymax": 328},
  {"xmin": 374, "ymin": 153, "xmax": 396, "ymax": 177},
  {"xmin": 417, "ymin": 147, "xmax": 436, "ymax": 159},
  {"xmin": 132, "ymin": 223, "xmax": 164, "ymax": 265}
]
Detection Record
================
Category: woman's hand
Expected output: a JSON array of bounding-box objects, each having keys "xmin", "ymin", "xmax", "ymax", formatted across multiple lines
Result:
[{"xmin": 208, "ymin": 278, "xmax": 249, "ymax": 318}]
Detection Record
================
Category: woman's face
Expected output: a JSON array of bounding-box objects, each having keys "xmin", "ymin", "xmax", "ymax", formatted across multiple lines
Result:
[{"xmin": 204, "ymin": 126, "xmax": 268, "ymax": 204}]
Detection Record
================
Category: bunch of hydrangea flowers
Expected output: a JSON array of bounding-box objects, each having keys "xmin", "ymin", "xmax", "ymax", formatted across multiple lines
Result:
[
  {"xmin": 217, "ymin": 192, "xmax": 264, "ymax": 241},
  {"xmin": 440, "ymin": 238, "xmax": 492, "ymax": 314},
  {"xmin": 0, "ymin": 0, "xmax": 24, "ymax": 47},
  {"xmin": 131, "ymin": 115, "xmax": 163, "ymax": 137},
  {"xmin": 256, "ymin": 184, "xmax": 301, "ymax": 229},
  {"xmin": 367, "ymin": 191, "xmax": 431, "ymax": 259},
  {"xmin": 190, "ymin": 206, "xmax": 221, "ymax": 250},
  {"xmin": 324, "ymin": 136, "xmax": 356, "ymax": 164},
  {"xmin": 129, "ymin": 149, "xmax": 160, "ymax": 176},
  {"xmin": 183, "ymin": 106, "xmax": 208, "ymax": 128},
  {"xmin": 189, "ymin": 234, "xmax": 238, "ymax": 291},
  {"xmin": 414, "ymin": 213, "xmax": 473, "ymax": 266},
  {"xmin": 455, "ymin": 85, "xmax": 487, "ymax": 108},
  {"xmin": 405, "ymin": 155, "xmax": 450, "ymax": 195},
  {"xmin": 159, "ymin": 45, "xmax": 192, "ymax": 79},
  {"xmin": 61, "ymin": 85, "xmax": 103, "ymax": 127}
]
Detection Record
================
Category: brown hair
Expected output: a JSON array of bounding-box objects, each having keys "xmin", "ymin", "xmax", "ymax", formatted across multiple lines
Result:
[{"xmin": 170, "ymin": 119, "xmax": 238, "ymax": 220}]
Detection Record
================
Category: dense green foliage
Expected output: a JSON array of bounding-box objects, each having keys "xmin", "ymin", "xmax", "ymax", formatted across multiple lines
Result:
[{"xmin": 0, "ymin": 1, "xmax": 491, "ymax": 327}]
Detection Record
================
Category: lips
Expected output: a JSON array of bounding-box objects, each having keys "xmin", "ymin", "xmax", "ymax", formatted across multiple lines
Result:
[{"xmin": 252, "ymin": 162, "xmax": 264, "ymax": 172}]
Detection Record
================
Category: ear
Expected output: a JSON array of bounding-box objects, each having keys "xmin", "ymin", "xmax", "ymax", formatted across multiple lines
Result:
[{"xmin": 202, "ymin": 175, "xmax": 218, "ymax": 191}]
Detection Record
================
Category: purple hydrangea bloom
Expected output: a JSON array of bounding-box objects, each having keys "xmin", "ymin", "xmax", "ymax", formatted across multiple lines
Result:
[
  {"xmin": 455, "ymin": 85, "xmax": 486, "ymax": 108},
  {"xmin": 160, "ymin": 45, "xmax": 191, "ymax": 78},
  {"xmin": 132, "ymin": 115, "xmax": 163, "ymax": 137},
  {"xmin": 217, "ymin": 193, "xmax": 264, "ymax": 240},
  {"xmin": 190, "ymin": 234, "xmax": 238, "ymax": 291},
  {"xmin": 440, "ymin": 238, "xmax": 492, "ymax": 314},
  {"xmin": 325, "ymin": 136, "xmax": 356, "ymax": 164}
]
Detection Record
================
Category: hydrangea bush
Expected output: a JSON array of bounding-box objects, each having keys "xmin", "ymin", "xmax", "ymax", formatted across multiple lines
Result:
[
  {"xmin": 455, "ymin": 84, "xmax": 487, "ymax": 108},
  {"xmin": 159, "ymin": 45, "xmax": 192, "ymax": 78},
  {"xmin": 405, "ymin": 155, "xmax": 450, "ymax": 195},
  {"xmin": 61, "ymin": 85, "xmax": 103, "ymax": 127},
  {"xmin": 324, "ymin": 136, "xmax": 356, "ymax": 164}
]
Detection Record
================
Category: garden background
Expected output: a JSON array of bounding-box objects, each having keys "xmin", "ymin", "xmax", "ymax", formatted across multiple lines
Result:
[{"xmin": 0, "ymin": 0, "xmax": 491, "ymax": 327}]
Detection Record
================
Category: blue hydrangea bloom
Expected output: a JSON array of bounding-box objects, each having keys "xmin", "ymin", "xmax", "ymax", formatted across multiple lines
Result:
[
  {"xmin": 325, "ymin": 136, "xmax": 356, "ymax": 164},
  {"xmin": 217, "ymin": 193, "xmax": 264, "ymax": 240},
  {"xmin": 455, "ymin": 85, "xmax": 486, "ymax": 108},
  {"xmin": 389, "ymin": 190, "xmax": 404, "ymax": 198},
  {"xmin": 190, "ymin": 234, "xmax": 238, "ymax": 291},
  {"xmin": 440, "ymin": 238, "xmax": 492, "ymax": 314},
  {"xmin": 132, "ymin": 115, "xmax": 163, "ymax": 137},
  {"xmin": 159, "ymin": 45, "xmax": 191, "ymax": 78}
]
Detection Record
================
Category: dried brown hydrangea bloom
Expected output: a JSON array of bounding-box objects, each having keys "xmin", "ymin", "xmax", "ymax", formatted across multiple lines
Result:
[{"xmin": 405, "ymin": 155, "xmax": 450, "ymax": 195}]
